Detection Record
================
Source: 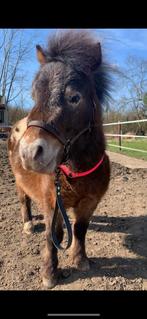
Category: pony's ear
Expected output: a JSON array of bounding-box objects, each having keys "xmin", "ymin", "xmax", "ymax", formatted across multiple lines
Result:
[
  {"xmin": 96, "ymin": 42, "xmax": 102, "ymax": 65},
  {"xmin": 91, "ymin": 42, "xmax": 102, "ymax": 71},
  {"xmin": 36, "ymin": 45, "xmax": 47, "ymax": 64}
]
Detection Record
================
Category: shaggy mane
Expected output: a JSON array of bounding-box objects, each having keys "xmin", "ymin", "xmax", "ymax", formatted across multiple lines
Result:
[{"xmin": 43, "ymin": 30, "xmax": 112, "ymax": 104}]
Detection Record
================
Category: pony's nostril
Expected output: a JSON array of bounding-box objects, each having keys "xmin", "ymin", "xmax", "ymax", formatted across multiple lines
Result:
[
  {"xmin": 33, "ymin": 145, "xmax": 43, "ymax": 160},
  {"xmin": 21, "ymin": 150, "xmax": 26, "ymax": 159}
]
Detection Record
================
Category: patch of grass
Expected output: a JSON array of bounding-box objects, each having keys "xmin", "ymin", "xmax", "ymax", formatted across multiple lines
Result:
[{"xmin": 106, "ymin": 138, "xmax": 147, "ymax": 161}]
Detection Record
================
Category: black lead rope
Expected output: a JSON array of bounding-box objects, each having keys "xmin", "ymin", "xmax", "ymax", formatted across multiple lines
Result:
[{"xmin": 51, "ymin": 176, "xmax": 73, "ymax": 250}]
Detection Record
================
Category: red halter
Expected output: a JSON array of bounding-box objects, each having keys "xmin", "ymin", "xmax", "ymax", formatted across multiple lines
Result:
[{"xmin": 59, "ymin": 154, "xmax": 105, "ymax": 178}]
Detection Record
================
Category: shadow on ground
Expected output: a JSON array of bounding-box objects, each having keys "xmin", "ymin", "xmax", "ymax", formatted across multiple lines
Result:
[{"xmin": 57, "ymin": 214, "xmax": 147, "ymax": 285}]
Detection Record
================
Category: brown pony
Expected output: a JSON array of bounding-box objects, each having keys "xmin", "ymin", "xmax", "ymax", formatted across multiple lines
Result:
[{"xmin": 8, "ymin": 31, "xmax": 111, "ymax": 289}]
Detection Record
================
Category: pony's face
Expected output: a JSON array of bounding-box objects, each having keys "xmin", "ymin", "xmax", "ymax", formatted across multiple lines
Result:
[{"xmin": 19, "ymin": 31, "xmax": 106, "ymax": 174}]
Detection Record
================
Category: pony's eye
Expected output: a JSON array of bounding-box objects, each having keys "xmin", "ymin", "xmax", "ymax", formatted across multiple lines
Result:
[{"xmin": 68, "ymin": 93, "xmax": 81, "ymax": 104}]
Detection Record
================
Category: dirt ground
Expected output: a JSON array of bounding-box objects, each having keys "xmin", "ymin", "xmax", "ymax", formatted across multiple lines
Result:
[{"xmin": 0, "ymin": 139, "xmax": 147, "ymax": 290}]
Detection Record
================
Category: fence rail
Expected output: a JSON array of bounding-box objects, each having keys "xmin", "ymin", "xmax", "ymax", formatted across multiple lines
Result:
[
  {"xmin": 106, "ymin": 133, "xmax": 147, "ymax": 139},
  {"xmin": 103, "ymin": 119, "xmax": 147, "ymax": 126},
  {"xmin": 103, "ymin": 118, "xmax": 147, "ymax": 154},
  {"xmin": 0, "ymin": 120, "xmax": 147, "ymax": 158},
  {"xmin": 108, "ymin": 144, "xmax": 147, "ymax": 154}
]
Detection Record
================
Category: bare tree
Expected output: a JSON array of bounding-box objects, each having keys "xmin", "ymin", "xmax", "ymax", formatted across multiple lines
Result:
[
  {"xmin": 0, "ymin": 29, "xmax": 35, "ymax": 122},
  {"xmin": 115, "ymin": 56, "xmax": 147, "ymax": 120}
]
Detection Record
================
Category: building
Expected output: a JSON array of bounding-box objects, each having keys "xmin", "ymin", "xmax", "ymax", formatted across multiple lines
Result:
[{"xmin": 0, "ymin": 95, "xmax": 8, "ymax": 127}]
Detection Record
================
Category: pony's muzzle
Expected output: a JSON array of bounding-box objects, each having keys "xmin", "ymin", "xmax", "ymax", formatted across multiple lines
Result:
[{"xmin": 19, "ymin": 136, "xmax": 62, "ymax": 173}]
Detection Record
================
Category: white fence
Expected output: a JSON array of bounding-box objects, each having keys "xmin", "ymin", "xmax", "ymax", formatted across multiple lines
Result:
[
  {"xmin": 103, "ymin": 119, "xmax": 147, "ymax": 154},
  {"xmin": 0, "ymin": 119, "xmax": 147, "ymax": 157}
]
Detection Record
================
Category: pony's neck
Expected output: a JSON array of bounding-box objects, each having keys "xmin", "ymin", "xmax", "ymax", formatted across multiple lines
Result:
[{"xmin": 69, "ymin": 127, "xmax": 105, "ymax": 171}]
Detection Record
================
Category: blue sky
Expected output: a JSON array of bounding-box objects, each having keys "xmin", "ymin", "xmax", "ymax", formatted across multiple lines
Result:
[{"xmin": 8, "ymin": 28, "xmax": 147, "ymax": 108}]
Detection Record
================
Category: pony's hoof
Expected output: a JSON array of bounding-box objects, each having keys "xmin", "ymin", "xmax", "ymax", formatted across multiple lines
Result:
[
  {"xmin": 23, "ymin": 221, "xmax": 34, "ymax": 235},
  {"xmin": 42, "ymin": 276, "xmax": 57, "ymax": 289},
  {"xmin": 74, "ymin": 257, "xmax": 90, "ymax": 271}
]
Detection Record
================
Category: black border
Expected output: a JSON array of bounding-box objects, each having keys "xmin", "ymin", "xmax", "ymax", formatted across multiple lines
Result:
[
  {"xmin": 1, "ymin": 2, "xmax": 147, "ymax": 28},
  {"xmin": 1, "ymin": 4, "xmax": 147, "ymax": 319},
  {"xmin": 0, "ymin": 291, "xmax": 147, "ymax": 318}
]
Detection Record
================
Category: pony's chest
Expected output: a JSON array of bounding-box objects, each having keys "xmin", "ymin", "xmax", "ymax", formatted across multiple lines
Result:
[{"xmin": 60, "ymin": 174, "xmax": 99, "ymax": 208}]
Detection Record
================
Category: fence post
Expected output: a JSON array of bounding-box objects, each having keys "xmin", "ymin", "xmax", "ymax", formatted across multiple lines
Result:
[{"xmin": 118, "ymin": 122, "xmax": 122, "ymax": 151}]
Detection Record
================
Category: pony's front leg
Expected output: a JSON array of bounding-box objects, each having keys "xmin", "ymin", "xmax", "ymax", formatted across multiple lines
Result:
[
  {"xmin": 16, "ymin": 184, "xmax": 34, "ymax": 235},
  {"xmin": 42, "ymin": 208, "xmax": 63, "ymax": 289},
  {"xmin": 72, "ymin": 197, "xmax": 98, "ymax": 271}
]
